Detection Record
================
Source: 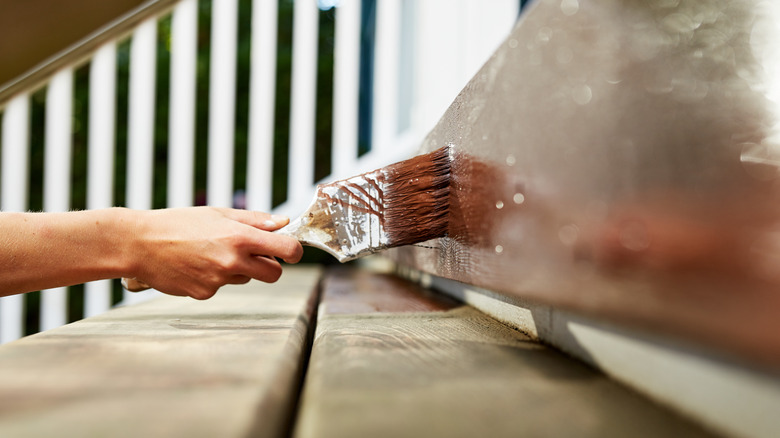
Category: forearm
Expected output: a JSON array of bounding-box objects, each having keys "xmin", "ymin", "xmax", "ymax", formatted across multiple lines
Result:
[
  {"xmin": 0, "ymin": 208, "xmax": 137, "ymax": 295},
  {"xmin": 0, "ymin": 206, "xmax": 302, "ymax": 299}
]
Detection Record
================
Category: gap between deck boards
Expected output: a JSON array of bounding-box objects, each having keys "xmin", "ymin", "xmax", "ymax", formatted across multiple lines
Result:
[
  {"xmin": 274, "ymin": 269, "xmax": 323, "ymax": 438},
  {"xmin": 290, "ymin": 265, "xmax": 717, "ymax": 438}
]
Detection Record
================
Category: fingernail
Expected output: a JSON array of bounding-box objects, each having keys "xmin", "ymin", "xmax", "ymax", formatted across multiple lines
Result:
[
  {"xmin": 263, "ymin": 220, "xmax": 281, "ymax": 228},
  {"xmin": 271, "ymin": 214, "xmax": 288, "ymax": 223}
]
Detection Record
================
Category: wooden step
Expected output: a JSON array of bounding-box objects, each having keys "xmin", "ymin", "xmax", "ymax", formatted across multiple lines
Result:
[
  {"xmin": 294, "ymin": 266, "xmax": 716, "ymax": 438},
  {"xmin": 0, "ymin": 266, "xmax": 321, "ymax": 438}
]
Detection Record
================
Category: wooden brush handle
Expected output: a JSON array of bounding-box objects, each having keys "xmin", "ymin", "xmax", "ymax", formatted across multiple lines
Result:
[{"xmin": 121, "ymin": 277, "xmax": 151, "ymax": 292}]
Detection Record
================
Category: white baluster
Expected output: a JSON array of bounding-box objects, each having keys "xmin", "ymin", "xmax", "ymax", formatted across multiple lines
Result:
[
  {"xmin": 331, "ymin": 0, "xmax": 361, "ymax": 180},
  {"xmin": 0, "ymin": 94, "xmax": 30, "ymax": 342},
  {"xmin": 41, "ymin": 68, "xmax": 74, "ymax": 331},
  {"xmin": 288, "ymin": 0, "xmax": 319, "ymax": 212},
  {"xmin": 124, "ymin": 18, "xmax": 158, "ymax": 304},
  {"xmin": 85, "ymin": 43, "xmax": 118, "ymax": 317},
  {"xmin": 207, "ymin": 0, "xmax": 238, "ymax": 208},
  {"xmin": 246, "ymin": 0, "xmax": 278, "ymax": 212},
  {"xmin": 168, "ymin": 0, "xmax": 198, "ymax": 208},
  {"xmin": 372, "ymin": 0, "xmax": 401, "ymax": 152},
  {"xmin": 127, "ymin": 18, "xmax": 157, "ymax": 213}
]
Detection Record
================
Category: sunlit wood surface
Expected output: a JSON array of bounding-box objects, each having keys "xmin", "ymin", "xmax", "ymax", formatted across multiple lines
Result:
[{"xmin": 0, "ymin": 266, "xmax": 321, "ymax": 438}]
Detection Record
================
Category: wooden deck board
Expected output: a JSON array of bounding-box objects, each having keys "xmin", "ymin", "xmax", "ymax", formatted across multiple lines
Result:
[
  {"xmin": 294, "ymin": 266, "xmax": 716, "ymax": 438},
  {"xmin": 0, "ymin": 266, "xmax": 321, "ymax": 438}
]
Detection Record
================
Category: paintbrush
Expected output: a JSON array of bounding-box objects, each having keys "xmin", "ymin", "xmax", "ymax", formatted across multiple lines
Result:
[
  {"xmin": 277, "ymin": 145, "xmax": 451, "ymax": 262},
  {"xmin": 122, "ymin": 146, "xmax": 451, "ymax": 291}
]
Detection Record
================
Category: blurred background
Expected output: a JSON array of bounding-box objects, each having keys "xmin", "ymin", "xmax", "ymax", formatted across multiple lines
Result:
[{"xmin": 0, "ymin": 0, "xmax": 525, "ymax": 339}]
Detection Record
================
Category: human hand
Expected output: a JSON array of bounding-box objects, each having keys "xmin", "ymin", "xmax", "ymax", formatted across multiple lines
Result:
[{"xmin": 123, "ymin": 207, "xmax": 303, "ymax": 300}]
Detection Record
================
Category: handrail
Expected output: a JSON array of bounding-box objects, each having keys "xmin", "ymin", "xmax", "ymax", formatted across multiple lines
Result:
[{"xmin": 0, "ymin": 0, "xmax": 179, "ymax": 107}]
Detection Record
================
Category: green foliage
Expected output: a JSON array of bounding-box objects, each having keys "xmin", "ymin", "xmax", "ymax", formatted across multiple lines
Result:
[
  {"xmin": 273, "ymin": 0, "xmax": 293, "ymax": 207},
  {"xmin": 315, "ymin": 6, "xmax": 335, "ymax": 182}
]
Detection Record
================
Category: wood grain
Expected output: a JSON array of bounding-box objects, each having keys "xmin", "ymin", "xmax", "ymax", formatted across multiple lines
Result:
[
  {"xmin": 294, "ymin": 267, "xmax": 714, "ymax": 438},
  {"xmin": 0, "ymin": 266, "xmax": 321, "ymax": 438},
  {"xmin": 319, "ymin": 266, "xmax": 460, "ymax": 314}
]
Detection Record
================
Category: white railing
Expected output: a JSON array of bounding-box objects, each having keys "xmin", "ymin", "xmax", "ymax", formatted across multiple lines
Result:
[{"xmin": 0, "ymin": 0, "xmax": 519, "ymax": 342}]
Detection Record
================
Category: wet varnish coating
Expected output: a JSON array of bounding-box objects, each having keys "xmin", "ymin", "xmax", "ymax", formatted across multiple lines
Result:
[{"xmin": 392, "ymin": 0, "xmax": 780, "ymax": 367}]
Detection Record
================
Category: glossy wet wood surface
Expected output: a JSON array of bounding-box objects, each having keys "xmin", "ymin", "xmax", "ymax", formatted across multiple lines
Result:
[{"xmin": 392, "ymin": 0, "xmax": 780, "ymax": 367}]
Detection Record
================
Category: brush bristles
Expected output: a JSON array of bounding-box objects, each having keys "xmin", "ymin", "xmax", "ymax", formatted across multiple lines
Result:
[{"xmin": 383, "ymin": 146, "xmax": 451, "ymax": 247}]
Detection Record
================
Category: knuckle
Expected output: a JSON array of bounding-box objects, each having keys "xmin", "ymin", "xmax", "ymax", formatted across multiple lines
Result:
[
  {"xmin": 216, "ymin": 253, "xmax": 242, "ymax": 272},
  {"xmin": 195, "ymin": 273, "xmax": 227, "ymax": 298},
  {"xmin": 191, "ymin": 287, "xmax": 218, "ymax": 300},
  {"xmin": 226, "ymin": 233, "xmax": 248, "ymax": 250}
]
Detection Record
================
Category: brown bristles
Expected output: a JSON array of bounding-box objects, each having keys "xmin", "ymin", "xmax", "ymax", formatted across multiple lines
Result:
[{"xmin": 382, "ymin": 146, "xmax": 452, "ymax": 247}]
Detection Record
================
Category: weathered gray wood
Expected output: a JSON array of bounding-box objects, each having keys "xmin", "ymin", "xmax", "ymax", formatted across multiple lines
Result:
[
  {"xmin": 294, "ymin": 267, "xmax": 715, "ymax": 438},
  {"xmin": 0, "ymin": 266, "xmax": 321, "ymax": 438}
]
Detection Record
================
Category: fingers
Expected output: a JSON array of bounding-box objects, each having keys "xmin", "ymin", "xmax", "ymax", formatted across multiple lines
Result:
[
  {"xmin": 217, "ymin": 208, "xmax": 290, "ymax": 231},
  {"xmin": 133, "ymin": 208, "xmax": 302, "ymax": 301},
  {"xmin": 249, "ymin": 232, "xmax": 304, "ymax": 264},
  {"xmin": 220, "ymin": 258, "xmax": 282, "ymax": 288},
  {"xmin": 247, "ymin": 256, "xmax": 284, "ymax": 283},
  {"xmin": 215, "ymin": 208, "xmax": 302, "ymax": 261},
  {"xmin": 227, "ymin": 275, "xmax": 252, "ymax": 285}
]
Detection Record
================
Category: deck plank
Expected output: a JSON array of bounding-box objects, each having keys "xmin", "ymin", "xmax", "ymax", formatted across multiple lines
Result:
[
  {"xmin": 0, "ymin": 266, "xmax": 321, "ymax": 438},
  {"xmin": 294, "ymin": 266, "xmax": 716, "ymax": 438}
]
